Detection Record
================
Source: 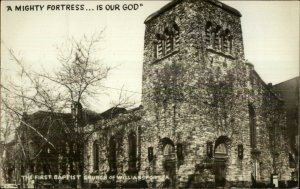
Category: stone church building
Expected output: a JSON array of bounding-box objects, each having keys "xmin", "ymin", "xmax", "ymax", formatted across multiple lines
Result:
[
  {"xmin": 6, "ymin": 0, "xmax": 295, "ymax": 188},
  {"xmin": 83, "ymin": 0, "xmax": 293, "ymax": 188}
]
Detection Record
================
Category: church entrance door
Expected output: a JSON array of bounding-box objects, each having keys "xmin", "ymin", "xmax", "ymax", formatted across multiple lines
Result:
[
  {"xmin": 214, "ymin": 136, "xmax": 230, "ymax": 187},
  {"xmin": 215, "ymin": 159, "xmax": 226, "ymax": 187}
]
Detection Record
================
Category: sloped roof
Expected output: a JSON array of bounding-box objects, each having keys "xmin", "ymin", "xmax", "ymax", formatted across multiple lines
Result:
[
  {"xmin": 144, "ymin": 0, "xmax": 241, "ymax": 23},
  {"xmin": 99, "ymin": 105, "xmax": 142, "ymax": 120},
  {"xmin": 273, "ymin": 76, "xmax": 299, "ymax": 116},
  {"xmin": 99, "ymin": 107, "xmax": 127, "ymax": 119}
]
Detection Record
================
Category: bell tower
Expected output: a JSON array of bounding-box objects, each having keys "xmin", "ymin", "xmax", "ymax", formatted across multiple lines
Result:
[{"xmin": 141, "ymin": 0, "xmax": 244, "ymax": 117}]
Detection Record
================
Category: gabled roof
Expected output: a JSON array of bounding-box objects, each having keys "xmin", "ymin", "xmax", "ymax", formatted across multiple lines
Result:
[
  {"xmin": 99, "ymin": 107, "xmax": 127, "ymax": 119},
  {"xmin": 144, "ymin": 0, "xmax": 241, "ymax": 24},
  {"xmin": 273, "ymin": 76, "xmax": 299, "ymax": 87},
  {"xmin": 99, "ymin": 105, "xmax": 143, "ymax": 120}
]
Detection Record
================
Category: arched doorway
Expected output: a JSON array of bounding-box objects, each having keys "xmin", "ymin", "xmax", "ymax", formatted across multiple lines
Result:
[
  {"xmin": 160, "ymin": 138, "xmax": 176, "ymax": 188},
  {"xmin": 214, "ymin": 136, "xmax": 230, "ymax": 187}
]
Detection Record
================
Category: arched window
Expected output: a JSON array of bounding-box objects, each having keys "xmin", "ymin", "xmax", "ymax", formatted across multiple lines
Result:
[
  {"xmin": 163, "ymin": 144, "xmax": 175, "ymax": 155},
  {"xmin": 164, "ymin": 24, "xmax": 173, "ymax": 54},
  {"xmin": 161, "ymin": 138, "xmax": 175, "ymax": 156},
  {"xmin": 163, "ymin": 143, "xmax": 175, "ymax": 160},
  {"xmin": 205, "ymin": 21, "xmax": 213, "ymax": 46},
  {"xmin": 154, "ymin": 41, "xmax": 158, "ymax": 59},
  {"xmin": 156, "ymin": 33, "xmax": 165, "ymax": 58},
  {"xmin": 165, "ymin": 34, "xmax": 174, "ymax": 54},
  {"xmin": 269, "ymin": 122, "xmax": 276, "ymax": 152},
  {"xmin": 161, "ymin": 139, "xmax": 176, "ymax": 187},
  {"xmin": 164, "ymin": 22, "xmax": 180, "ymax": 54},
  {"xmin": 157, "ymin": 40, "xmax": 164, "ymax": 57},
  {"xmin": 128, "ymin": 132, "xmax": 137, "ymax": 173},
  {"xmin": 108, "ymin": 136, "xmax": 117, "ymax": 174},
  {"xmin": 69, "ymin": 142, "xmax": 76, "ymax": 174},
  {"xmin": 155, "ymin": 22, "xmax": 179, "ymax": 59},
  {"xmin": 215, "ymin": 143, "xmax": 227, "ymax": 154},
  {"xmin": 223, "ymin": 29, "xmax": 232, "ymax": 53},
  {"xmin": 60, "ymin": 142, "xmax": 67, "ymax": 174},
  {"xmin": 214, "ymin": 136, "xmax": 230, "ymax": 159},
  {"xmin": 93, "ymin": 140, "xmax": 99, "ymax": 171},
  {"xmin": 249, "ymin": 105, "xmax": 256, "ymax": 148},
  {"xmin": 173, "ymin": 22, "xmax": 180, "ymax": 48},
  {"xmin": 214, "ymin": 26, "xmax": 222, "ymax": 50}
]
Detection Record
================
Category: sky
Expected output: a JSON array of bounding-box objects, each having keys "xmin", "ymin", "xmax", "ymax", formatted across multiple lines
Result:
[{"xmin": 1, "ymin": 0, "xmax": 299, "ymax": 113}]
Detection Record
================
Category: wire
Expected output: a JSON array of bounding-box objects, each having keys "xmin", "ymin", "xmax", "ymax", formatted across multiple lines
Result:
[
  {"xmin": 99, "ymin": 85, "xmax": 142, "ymax": 94},
  {"xmin": 1, "ymin": 67, "xmax": 143, "ymax": 94}
]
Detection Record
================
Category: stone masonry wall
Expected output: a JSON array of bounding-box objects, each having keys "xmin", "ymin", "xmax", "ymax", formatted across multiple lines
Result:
[
  {"xmin": 139, "ymin": 0, "xmax": 291, "ymax": 187},
  {"xmin": 84, "ymin": 109, "xmax": 143, "ymax": 187},
  {"xmin": 82, "ymin": 0, "xmax": 292, "ymax": 188}
]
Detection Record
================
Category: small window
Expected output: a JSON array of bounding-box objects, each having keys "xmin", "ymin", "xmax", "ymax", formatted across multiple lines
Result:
[
  {"xmin": 155, "ymin": 33, "xmax": 165, "ymax": 58},
  {"xmin": 223, "ymin": 29, "xmax": 232, "ymax": 53},
  {"xmin": 148, "ymin": 147, "xmax": 154, "ymax": 162},
  {"xmin": 128, "ymin": 132, "xmax": 137, "ymax": 172},
  {"xmin": 207, "ymin": 141, "xmax": 213, "ymax": 158},
  {"xmin": 238, "ymin": 144, "xmax": 243, "ymax": 159},
  {"xmin": 269, "ymin": 124, "xmax": 275, "ymax": 151},
  {"xmin": 154, "ymin": 42, "xmax": 158, "ymax": 58},
  {"xmin": 108, "ymin": 136, "xmax": 117, "ymax": 174},
  {"xmin": 93, "ymin": 140, "xmax": 99, "ymax": 171},
  {"xmin": 214, "ymin": 26, "xmax": 222, "ymax": 50},
  {"xmin": 223, "ymin": 37, "xmax": 229, "ymax": 52},
  {"xmin": 65, "ymin": 142, "xmax": 69, "ymax": 154},
  {"xmin": 173, "ymin": 23, "xmax": 180, "ymax": 48},
  {"xmin": 289, "ymin": 153, "xmax": 296, "ymax": 168},
  {"xmin": 205, "ymin": 22, "xmax": 213, "ymax": 46},
  {"xmin": 249, "ymin": 105, "xmax": 256, "ymax": 148},
  {"xmin": 176, "ymin": 143, "xmax": 183, "ymax": 160},
  {"xmin": 165, "ymin": 36, "xmax": 173, "ymax": 54},
  {"xmin": 157, "ymin": 40, "xmax": 164, "ymax": 57}
]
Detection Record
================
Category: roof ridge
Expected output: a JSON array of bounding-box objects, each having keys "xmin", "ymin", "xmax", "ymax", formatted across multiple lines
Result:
[
  {"xmin": 274, "ymin": 76, "xmax": 299, "ymax": 86},
  {"xmin": 144, "ymin": 0, "xmax": 241, "ymax": 24}
]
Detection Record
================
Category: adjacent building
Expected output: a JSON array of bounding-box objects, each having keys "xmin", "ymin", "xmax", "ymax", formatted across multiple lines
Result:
[{"xmin": 273, "ymin": 77, "xmax": 299, "ymax": 182}]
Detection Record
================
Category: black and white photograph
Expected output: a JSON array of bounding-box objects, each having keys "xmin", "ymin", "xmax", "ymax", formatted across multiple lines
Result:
[{"xmin": 0, "ymin": 0, "xmax": 299, "ymax": 188}]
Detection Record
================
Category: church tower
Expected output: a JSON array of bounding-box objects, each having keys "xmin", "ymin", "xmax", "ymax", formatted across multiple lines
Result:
[
  {"xmin": 142, "ymin": 0, "xmax": 244, "ymax": 99},
  {"xmin": 140, "ymin": 0, "xmax": 246, "ymax": 187},
  {"xmin": 139, "ymin": 0, "xmax": 291, "ymax": 188},
  {"xmin": 141, "ymin": 0, "xmax": 245, "ymax": 123}
]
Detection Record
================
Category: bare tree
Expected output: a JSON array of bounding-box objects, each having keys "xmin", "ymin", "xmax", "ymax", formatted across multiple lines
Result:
[
  {"xmin": 1, "ymin": 32, "xmax": 114, "ymax": 188},
  {"xmin": 40, "ymin": 32, "xmax": 110, "ymax": 108}
]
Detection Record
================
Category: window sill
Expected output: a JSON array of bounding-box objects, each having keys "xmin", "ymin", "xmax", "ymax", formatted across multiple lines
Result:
[
  {"xmin": 152, "ymin": 49, "xmax": 179, "ymax": 64},
  {"xmin": 206, "ymin": 47, "xmax": 235, "ymax": 60}
]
